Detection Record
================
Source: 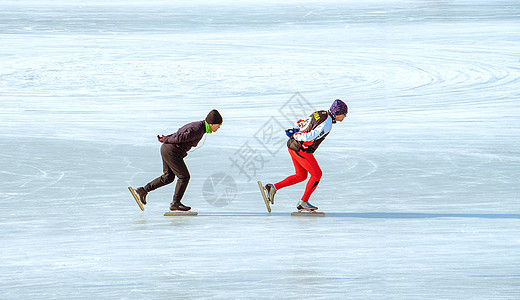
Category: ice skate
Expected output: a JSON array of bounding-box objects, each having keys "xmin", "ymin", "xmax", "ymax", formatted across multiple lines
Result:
[
  {"xmin": 257, "ymin": 180, "xmax": 271, "ymax": 213},
  {"xmin": 170, "ymin": 202, "xmax": 191, "ymax": 211},
  {"xmin": 292, "ymin": 201, "xmax": 324, "ymax": 216},
  {"xmin": 128, "ymin": 187, "xmax": 145, "ymax": 211},
  {"xmin": 136, "ymin": 187, "xmax": 147, "ymax": 205},
  {"xmin": 296, "ymin": 200, "xmax": 318, "ymax": 211},
  {"xmin": 264, "ymin": 183, "xmax": 277, "ymax": 205},
  {"xmin": 165, "ymin": 202, "xmax": 197, "ymax": 216}
]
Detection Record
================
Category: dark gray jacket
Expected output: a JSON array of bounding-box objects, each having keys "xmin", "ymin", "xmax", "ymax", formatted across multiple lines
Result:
[{"xmin": 162, "ymin": 121, "xmax": 206, "ymax": 157}]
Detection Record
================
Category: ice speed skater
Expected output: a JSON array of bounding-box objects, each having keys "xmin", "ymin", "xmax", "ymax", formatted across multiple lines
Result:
[
  {"xmin": 131, "ymin": 109, "xmax": 223, "ymax": 211},
  {"xmin": 264, "ymin": 99, "xmax": 348, "ymax": 211}
]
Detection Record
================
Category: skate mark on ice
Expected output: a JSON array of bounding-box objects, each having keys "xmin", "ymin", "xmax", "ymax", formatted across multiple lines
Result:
[{"xmin": 192, "ymin": 212, "xmax": 520, "ymax": 219}]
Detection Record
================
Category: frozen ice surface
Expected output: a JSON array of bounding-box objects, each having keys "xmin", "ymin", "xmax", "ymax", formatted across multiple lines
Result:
[{"xmin": 1, "ymin": 0, "xmax": 519, "ymax": 299}]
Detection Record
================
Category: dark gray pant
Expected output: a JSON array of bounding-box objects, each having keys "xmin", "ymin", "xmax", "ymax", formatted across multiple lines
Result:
[{"xmin": 145, "ymin": 144, "xmax": 190, "ymax": 204}]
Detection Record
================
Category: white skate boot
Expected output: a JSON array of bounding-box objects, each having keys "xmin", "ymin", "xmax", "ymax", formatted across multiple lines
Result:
[
  {"xmin": 296, "ymin": 200, "xmax": 318, "ymax": 211},
  {"xmin": 264, "ymin": 183, "xmax": 277, "ymax": 205}
]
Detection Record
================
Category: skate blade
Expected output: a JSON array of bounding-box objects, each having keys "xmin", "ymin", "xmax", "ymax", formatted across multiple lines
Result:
[
  {"xmin": 291, "ymin": 211, "xmax": 325, "ymax": 216},
  {"xmin": 257, "ymin": 180, "xmax": 271, "ymax": 213},
  {"xmin": 128, "ymin": 187, "xmax": 144, "ymax": 211},
  {"xmin": 164, "ymin": 211, "xmax": 198, "ymax": 216}
]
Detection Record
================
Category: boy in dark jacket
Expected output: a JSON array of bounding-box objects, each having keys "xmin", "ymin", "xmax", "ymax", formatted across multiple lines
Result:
[
  {"xmin": 132, "ymin": 109, "xmax": 223, "ymax": 211},
  {"xmin": 264, "ymin": 100, "xmax": 348, "ymax": 211}
]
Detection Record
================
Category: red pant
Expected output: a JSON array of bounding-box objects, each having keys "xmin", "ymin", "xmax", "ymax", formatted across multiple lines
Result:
[{"xmin": 274, "ymin": 148, "xmax": 322, "ymax": 202}]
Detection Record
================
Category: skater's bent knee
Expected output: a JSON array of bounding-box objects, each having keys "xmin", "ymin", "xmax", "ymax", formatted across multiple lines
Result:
[
  {"xmin": 162, "ymin": 174, "xmax": 175, "ymax": 184},
  {"xmin": 178, "ymin": 174, "xmax": 190, "ymax": 182},
  {"xmin": 295, "ymin": 173, "xmax": 308, "ymax": 182}
]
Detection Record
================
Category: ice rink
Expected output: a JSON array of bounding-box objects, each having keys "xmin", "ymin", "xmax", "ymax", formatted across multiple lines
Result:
[{"xmin": 1, "ymin": 0, "xmax": 519, "ymax": 298}]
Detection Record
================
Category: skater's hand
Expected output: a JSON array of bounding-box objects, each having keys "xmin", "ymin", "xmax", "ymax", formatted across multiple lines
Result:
[
  {"xmin": 157, "ymin": 135, "xmax": 165, "ymax": 143},
  {"xmin": 285, "ymin": 128, "xmax": 299, "ymax": 138}
]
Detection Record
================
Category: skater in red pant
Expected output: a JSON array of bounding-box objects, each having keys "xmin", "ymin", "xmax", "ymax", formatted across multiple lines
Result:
[{"xmin": 264, "ymin": 99, "xmax": 348, "ymax": 211}]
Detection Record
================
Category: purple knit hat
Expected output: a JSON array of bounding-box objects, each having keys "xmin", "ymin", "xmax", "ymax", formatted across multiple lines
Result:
[{"xmin": 330, "ymin": 99, "xmax": 348, "ymax": 116}]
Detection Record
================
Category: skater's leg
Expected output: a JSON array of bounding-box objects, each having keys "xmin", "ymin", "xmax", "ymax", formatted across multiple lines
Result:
[
  {"xmin": 297, "ymin": 152, "xmax": 322, "ymax": 202},
  {"xmin": 274, "ymin": 149, "xmax": 308, "ymax": 190},
  {"xmin": 168, "ymin": 155, "xmax": 190, "ymax": 204},
  {"xmin": 168, "ymin": 156, "xmax": 191, "ymax": 211},
  {"xmin": 145, "ymin": 145, "xmax": 176, "ymax": 192}
]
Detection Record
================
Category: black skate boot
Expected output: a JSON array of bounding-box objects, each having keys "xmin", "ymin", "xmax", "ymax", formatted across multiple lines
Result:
[
  {"xmin": 170, "ymin": 202, "xmax": 191, "ymax": 211},
  {"xmin": 297, "ymin": 200, "xmax": 318, "ymax": 211},
  {"xmin": 264, "ymin": 183, "xmax": 277, "ymax": 205},
  {"xmin": 136, "ymin": 187, "xmax": 148, "ymax": 205}
]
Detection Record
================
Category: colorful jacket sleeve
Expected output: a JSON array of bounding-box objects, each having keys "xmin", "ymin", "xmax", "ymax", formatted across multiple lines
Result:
[{"xmin": 293, "ymin": 116, "xmax": 332, "ymax": 142}]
